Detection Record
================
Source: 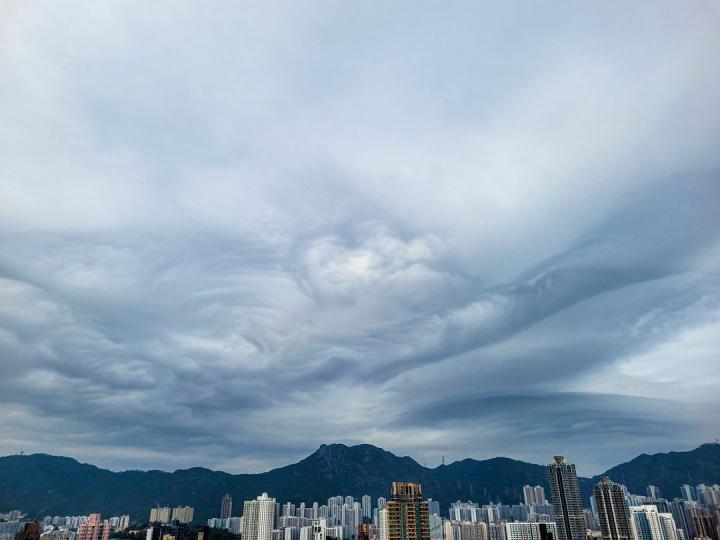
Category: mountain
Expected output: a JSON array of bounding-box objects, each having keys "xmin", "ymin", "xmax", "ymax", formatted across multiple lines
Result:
[
  {"xmin": 0, "ymin": 443, "xmax": 718, "ymax": 522},
  {"xmin": 592, "ymin": 443, "xmax": 720, "ymax": 497}
]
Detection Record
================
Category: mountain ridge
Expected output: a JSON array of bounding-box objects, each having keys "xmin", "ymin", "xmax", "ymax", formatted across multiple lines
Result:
[{"xmin": 1, "ymin": 443, "xmax": 718, "ymax": 522}]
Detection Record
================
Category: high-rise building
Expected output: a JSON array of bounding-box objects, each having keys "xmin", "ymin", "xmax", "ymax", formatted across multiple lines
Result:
[
  {"xmin": 657, "ymin": 514, "xmax": 679, "ymax": 540},
  {"xmin": 679, "ymin": 486, "xmax": 696, "ymax": 503},
  {"xmin": 525, "ymin": 487, "xmax": 538, "ymax": 507},
  {"xmin": 386, "ymin": 482, "xmax": 430, "ymax": 540},
  {"xmin": 689, "ymin": 510, "xmax": 719, "ymax": 540},
  {"xmin": 646, "ymin": 487, "xmax": 662, "ymax": 500},
  {"xmin": 449, "ymin": 502, "xmax": 481, "ymax": 523},
  {"xmin": 429, "ymin": 516, "xmax": 444, "ymax": 540},
  {"xmin": 362, "ymin": 496, "xmax": 372, "ymax": 521},
  {"xmin": 242, "ymin": 493, "xmax": 276, "ymax": 540},
  {"xmin": 358, "ymin": 524, "xmax": 371, "ymax": 540},
  {"xmin": 593, "ymin": 477, "xmax": 631, "ymax": 540},
  {"xmin": 150, "ymin": 508, "xmax": 172, "ymax": 524},
  {"xmin": 535, "ymin": 487, "xmax": 549, "ymax": 506},
  {"xmin": 460, "ymin": 521, "xmax": 490, "ymax": 540},
  {"xmin": 171, "ymin": 507, "xmax": 194, "ymax": 524},
  {"xmin": 524, "ymin": 486, "xmax": 550, "ymax": 507},
  {"xmin": 505, "ymin": 522, "xmax": 557, "ymax": 540},
  {"xmin": 489, "ymin": 522, "xmax": 507, "ymax": 540},
  {"xmin": 547, "ymin": 456, "xmax": 585, "ymax": 540},
  {"xmin": 117, "ymin": 516, "xmax": 130, "ymax": 532},
  {"xmin": 221, "ymin": 495, "xmax": 233, "ymax": 521},
  {"xmin": 76, "ymin": 515, "xmax": 110, "ymax": 540},
  {"xmin": 630, "ymin": 506, "xmax": 678, "ymax": 540},
  {"xmin": 584, "ymin": 509, "xmax": 599, "ymax": 532},
  {"xmin": 379, "ymin": 509, "xmax": 388, "ymax": 540},
  {"xmin": 696, "ymin": 484, "xmax": 720, "ymax": 507}
]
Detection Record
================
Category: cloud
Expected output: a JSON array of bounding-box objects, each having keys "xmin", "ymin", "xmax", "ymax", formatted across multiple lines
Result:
[{"xmin": 0, "ymin": 1, "xmax": 719, "ymax": 475}]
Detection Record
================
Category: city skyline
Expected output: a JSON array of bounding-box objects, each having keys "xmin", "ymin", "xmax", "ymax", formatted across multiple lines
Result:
[
  {"xmin": 5, "ymin": 474, "xmax": 719, "ymax": 539},
  {"xmin": 1, "ymin": 2, "xmax": 719, "ymax": 475}
]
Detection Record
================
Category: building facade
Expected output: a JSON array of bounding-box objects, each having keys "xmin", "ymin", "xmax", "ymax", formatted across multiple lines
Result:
[
  {"xmin": 593, "ymin": 477, "xmax": 632, "ymax": 540},
  {"xmin": 243, "ymin": 493, "xmax": 277, "ymax": 540},
  {"xmin": 547, "ymin": 456, "xmax": 585, "ymax": 540},
  {"xmin": 150, "ymin": 508, "xmax": 172, "ymax": 524},
  {"xmin": 505, "ymin": 522, "xmax": 557, "ymax": 540},
  {"xmin": 76, "ymin": 515, "xmax": 110, "ymax": 540},
  {"xmin": 171, "ymin": 507, "xmax": 194, "ymax": 524},
  {"xmin": 221, "ymin": 495, "xmax": 233, "ymax": 521},
  {"xmin": 386, "ymin": 483, "xmax": 430, "ymax": 540}
]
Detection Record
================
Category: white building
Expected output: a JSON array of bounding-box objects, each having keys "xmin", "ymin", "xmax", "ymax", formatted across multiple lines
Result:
[
  {"xmin": 505, "ymin": 522, "xmax": 556, "ymax": 540},
  {"xmin": 243, "ymin": 493, "xmax": 277, "ymax": 540},
  {"xmin": 312, "ymin": 519, "xmax": 327, "ymax": 540},
  {"xmin": 362, "ymin": 496, "xmax": 372, "ymax": 521},
  {"xmin": 629, "ymin": 506, "xmax": 678, "ymax": 540},
  {"xmin": 378, "ymin": 510, "xmax": 388, "ymax": 540}
]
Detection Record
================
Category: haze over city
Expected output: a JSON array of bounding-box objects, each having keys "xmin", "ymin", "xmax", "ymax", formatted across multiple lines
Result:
[{"xmin": 1, "ymin": 1, "xmax": 719, "ymax": 476}]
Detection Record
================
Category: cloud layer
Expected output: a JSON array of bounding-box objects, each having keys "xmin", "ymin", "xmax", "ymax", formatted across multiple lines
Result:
[{"xmin": 1, "ymin": 1, "xmax": 719, "ymax": 476}]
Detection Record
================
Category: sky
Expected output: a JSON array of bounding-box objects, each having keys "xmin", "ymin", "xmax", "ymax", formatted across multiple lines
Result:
[{"xmin": 0, "ymin": 1, "xmax": 719, "ymax": 477}]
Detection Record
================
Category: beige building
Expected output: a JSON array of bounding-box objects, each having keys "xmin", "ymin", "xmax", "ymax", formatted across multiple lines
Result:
[
  {"xmin": 150, "ymin": 508, "xmax": 172, "ymax": 524},
  {"xmin": 172, "ymin": 507, "xmax": 194, "ymax": 524}
]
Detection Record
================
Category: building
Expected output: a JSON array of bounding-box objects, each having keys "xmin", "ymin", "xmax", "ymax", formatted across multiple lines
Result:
[
  {"xmin": 40, "ymin": 529, "xmax": 74, "ymax": 540},
  {"xmin": 629, "ymin": 506, "xmax": 678, "ymax": 540},
  {"xmin": 242, "ymin": 493, "xmax": 277, "ymax": 540},
  {"xmin": 76, "ymin": 515, "xmax": 110, "ymax": 540},
  {"xmin": 657, "ymin": 514, "xmax": 678, "ymax": 540},
  {"xmin": 117, "ymin": 516, "xmax": 130, "ymax": 532},
  {"xmin": 449, "ymin": 503, "xmax": 481, "ymax": 523},
  {"xmin": 14, "ymin": 524, "xmax": 40, "ymax": 540},
  {"xmin": 172, "ymin": 507, "xmax": 194, "ymax": 524},
  {"xmin": 524, "ymin": 487, "xmax": 549, "ymax": 507},
  {"xmin": 505, "ymin": 523, "xmax": 557, "ymax": 540},
  {"xmin": 386, "ymin": 483, "xmax": 430, "ymax": 540},
  {"xmin": 221, "ymin": 495, "xmax": 233, "ymax": 521},
  {"xmin": 429, "ymin": 516, "xmax": 443, "ymax": 540},
  {"xmin": 689, "ymin": 513, "xmax": 718, "ymax": 540},
  {"xmin": 679, "ymin": 487, "xmax": 696, "ymax": 503},
  {"xmin": 547, "ymin": 456, "xmax": 586, "ymax": 540},
  {"xmin": 362, "ymin": 497, "xmax": 372, "ymax": 521},
  {"xmin": 535, "ymin": 487, "xmax": 549, "ymax": 506},
  {"xmin": 151, "ymin": 509, "xmax": 172, "ymax": 524},
  {"xmin": 593, "ymin": 477, "xmax": 631, "ymax": 540},
  {"xmin": 358, "ymin": 524, "xmax": 371, "ymax": 540},
  {"xmin": 489, "ymin": 523, "xmax": 507, "ymax": 540},
  {"xmin": 646, "ymin": 487, "xmax": 662, "ymax": 500},
  {"xmin": 461, "ymin": 522, "xmax": 490, "ymax": 540},
  {"xmin": 696, "ymin": 485, "xmax": 720, "ymax": 507},
  {"xmin": 379, "ymin": 510, "xmax": 388, "ymax": 540}
]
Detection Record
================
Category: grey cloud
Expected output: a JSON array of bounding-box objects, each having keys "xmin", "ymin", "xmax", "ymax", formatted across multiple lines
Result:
[{"xmin": 0, "ymin": 1, "xmax": 719, "ymax": 474}]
